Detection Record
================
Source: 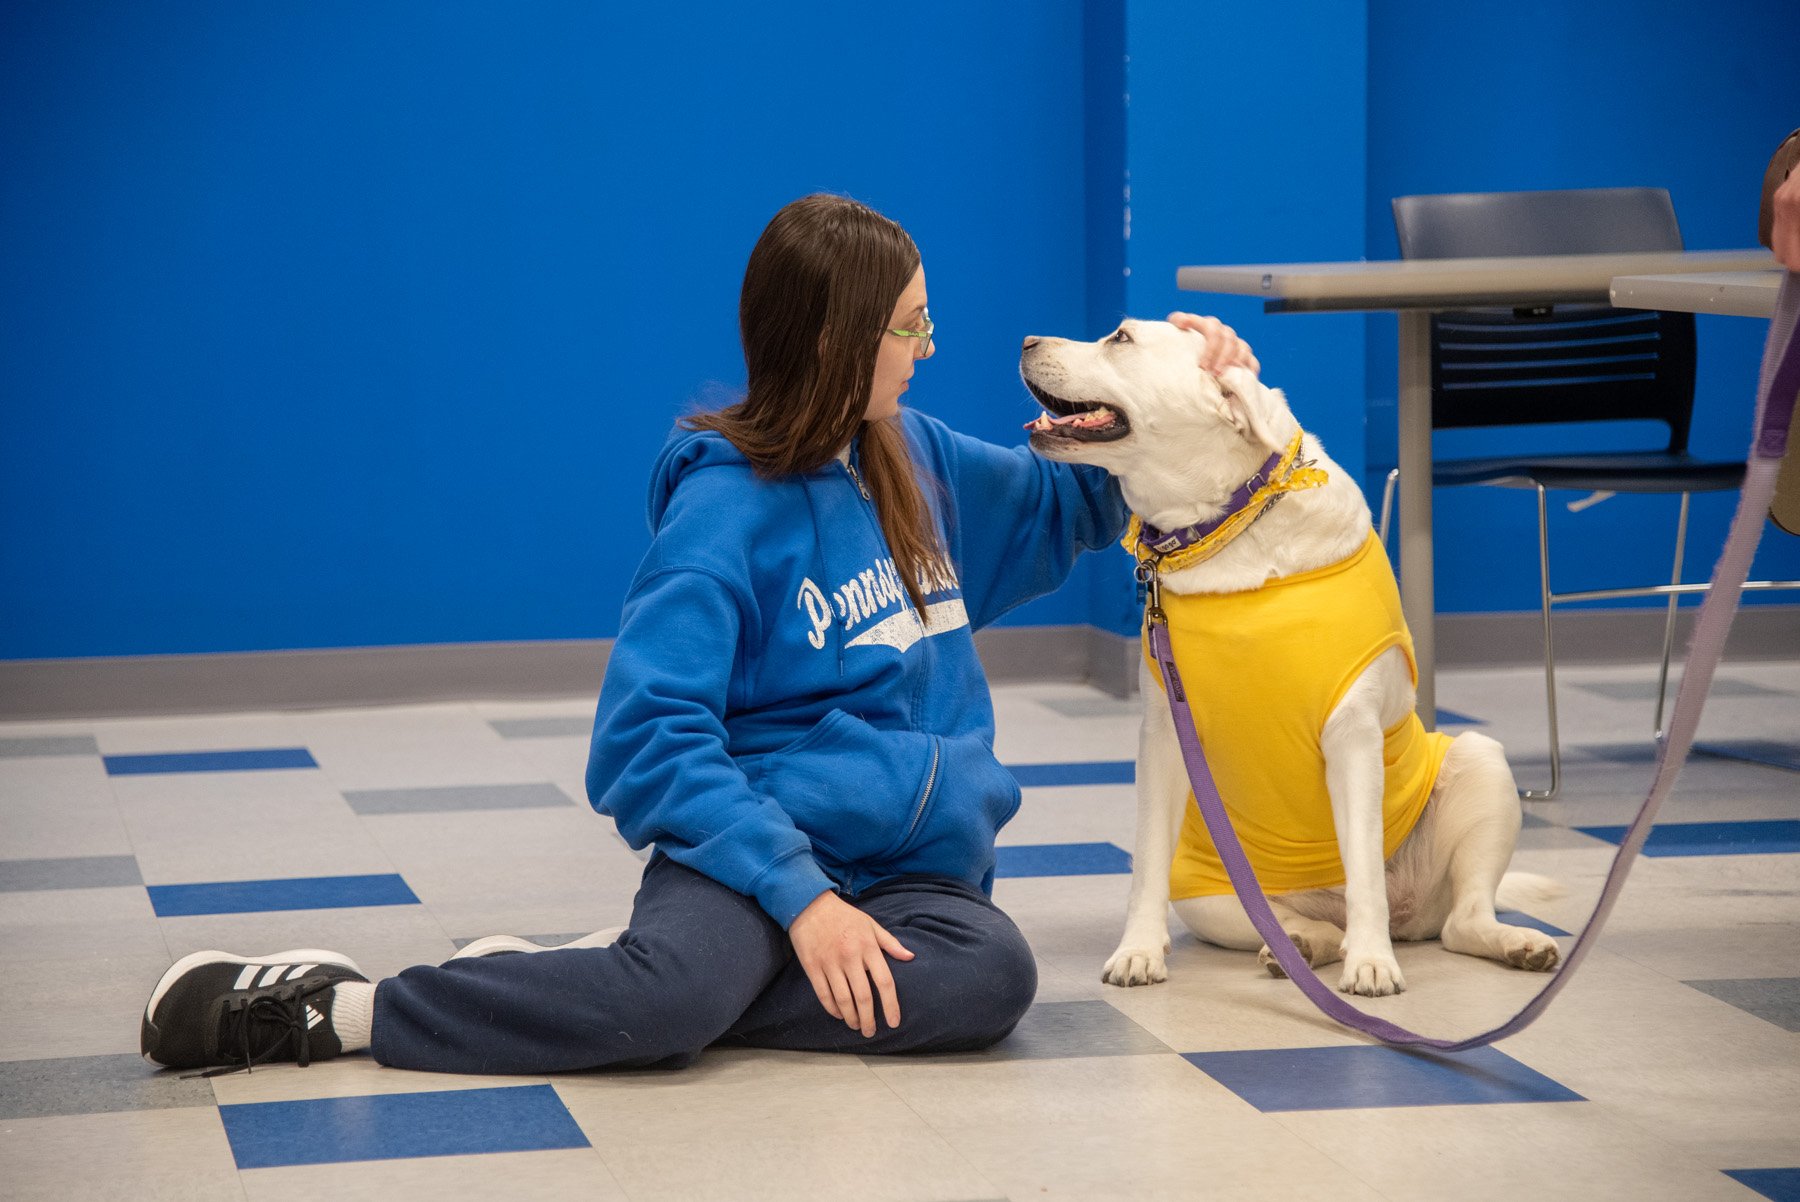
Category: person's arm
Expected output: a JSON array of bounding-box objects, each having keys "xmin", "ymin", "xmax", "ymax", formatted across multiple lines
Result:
[
  {"xmin": 1760, "ymin": 128, "xmax": 1800, "ymax": 272},
  {"xmin": 587, "ymin": 566, "xmax": 834, "ymax": 928},
  {"xmin": 912, "ymin": 316, "xmax": 1256, "ymax": 628},
  {"xmin": 910, "ymin": 415, "xmax": 1126, "ymax": 630},
  {"xmin": 586, "ymin": 564, "xmax": 914, "ymax": 1035}
]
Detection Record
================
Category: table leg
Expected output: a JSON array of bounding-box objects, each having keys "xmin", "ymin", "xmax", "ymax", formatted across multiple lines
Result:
[{"xmin": 1397, "ymin": 310, "xmax": 1435, "ymax": 730}]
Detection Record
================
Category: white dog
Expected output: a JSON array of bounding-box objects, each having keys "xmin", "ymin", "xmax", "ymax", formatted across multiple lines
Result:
[{"xmin": 1020, "ymin": 320, "xmax": 1561, "ymax": 997}]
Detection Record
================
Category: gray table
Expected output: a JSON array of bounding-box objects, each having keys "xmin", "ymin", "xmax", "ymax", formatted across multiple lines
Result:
[
  {"xmin": 1610, "ymin": 270, "xmax": 1781, "ymax": 319},
  {"xmin": 1178, "ymin": 248, "xmax": 1778, "ymax": 726}
]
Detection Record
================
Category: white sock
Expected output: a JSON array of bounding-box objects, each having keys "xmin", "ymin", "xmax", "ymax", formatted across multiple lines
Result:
[{"xmin": 332, "ymin": 981, "xmax": 375, "ymax": 1052}]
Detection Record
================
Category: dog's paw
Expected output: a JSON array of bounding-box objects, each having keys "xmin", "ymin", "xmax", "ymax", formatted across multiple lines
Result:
[
  {"xmin": 1339, "ymin": 952, "xmax": 1406, "ymax": 997},
  {"xmin": 1499, "ymin": 925, "xmax": 1562, "ymax": 973},
  {"xmin": 1101, "ymin": 945, "xmax": 1168, "ymax": 987},
  {"xmin": 1257, "ymin": 928, "xmax": 1340, "ymax": 978}
]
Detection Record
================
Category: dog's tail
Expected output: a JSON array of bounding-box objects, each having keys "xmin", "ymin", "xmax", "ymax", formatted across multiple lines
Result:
[{"xmin": 1495, "ymin": 871, "xmax": 1566, "ymax": 911}]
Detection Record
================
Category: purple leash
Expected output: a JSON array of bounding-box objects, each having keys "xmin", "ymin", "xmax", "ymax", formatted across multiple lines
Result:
[{"xmin": 1146, "ymin": 272, "xmax": 1800, "ymax": 1052}]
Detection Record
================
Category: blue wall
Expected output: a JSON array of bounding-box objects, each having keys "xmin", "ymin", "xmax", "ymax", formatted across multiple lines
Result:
[
  {"xmin": 0, "ymin": 1, "xmax": 1091, "ymax": 657},
  {"xmin": 3, "ymin": 1, "xmax": 1795, "ymax": 660},
  {"xmin": 1109, "ymin": 0, "xmax": 1370, "ymax": 636}
]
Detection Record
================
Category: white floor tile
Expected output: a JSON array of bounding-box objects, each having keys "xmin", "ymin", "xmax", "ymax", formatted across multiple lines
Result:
[
  {"xmin": 593, "ymin": 1124, "xmax": 999, "ymax": 1202},
  {"xmin": 209, "ymin": 1055, "xmax": 550, "ymax": 1106},
  {"xmin": 90, "ymin": 711, "xmax": 304, "ymax": 755},
  {"xmin": 0, "ymin": 758, "xmax": 135, "ymax": 860},
  {"xmin": 1277, "ymin": 1100, "xmax": 1754, "ymax": 1202},
  {"xmin": 0, "ymin": 1107, "xmax": 247, "ymax": 1200},
  {"xmin": 117, "ymin": 775, "xmax": 399, "ymax": 886},
  {"xmin": 240, "ymin": 1148, "xmax": 627, "ymax": 1202},
  {"xmin": 0, "ymin": 885, "xmax": 169, "ymax": 961},
  {"xmin": 941, "ymin": 1109, "xmax": 1385, "ymax": 1202},
  {"xmin": 1, "ymin": 953, "xmax": 178, "ymax": 1060},
  {"xmin": 1, "ymin": 668, "xmax": 1795, "ymax": 1201}
]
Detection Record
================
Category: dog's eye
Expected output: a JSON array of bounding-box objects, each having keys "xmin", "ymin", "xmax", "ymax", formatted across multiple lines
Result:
[{"xmin": 1110, "ymin": 328, "xmax": 1132, "ymax": 344}]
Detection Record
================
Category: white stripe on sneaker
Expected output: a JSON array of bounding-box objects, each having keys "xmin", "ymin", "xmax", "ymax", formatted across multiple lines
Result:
[
  {"xmin": 233, "ymin": 965, "xmax": 259, "ymax": 990},
  {"xmin": 305, "ymin": 1005, "xmax": 323, "ymax": 1029},
  {"xmin": 286, "ymin": 964, "xmax": 317, "ymax": 980},
  {"xmin": 257, "ymin": 965, "xmax": 287, "ymax": 987}
]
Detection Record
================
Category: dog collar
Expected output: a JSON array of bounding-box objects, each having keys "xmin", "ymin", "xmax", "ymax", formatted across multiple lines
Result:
[{"xmin": 1122, "ymin": 431, "xmax": 1328, "ymax": 574}]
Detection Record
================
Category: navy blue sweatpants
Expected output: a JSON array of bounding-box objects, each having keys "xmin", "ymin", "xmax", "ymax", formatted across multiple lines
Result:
[{"xmin": 370, "ymin": 856, "xmax": 1037, "ymax": 1074}]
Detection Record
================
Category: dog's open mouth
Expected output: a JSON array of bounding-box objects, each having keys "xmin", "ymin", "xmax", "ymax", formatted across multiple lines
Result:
[{"xmin": 1022, "ymin": 380, "xmax": 1132, "ymax": 444}]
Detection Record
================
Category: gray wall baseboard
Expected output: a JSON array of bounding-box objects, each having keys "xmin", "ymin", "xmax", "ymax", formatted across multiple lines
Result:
[
  {"xmin": 2, "ymin": 605, "xmax": 1793, "ymax": 720},
  {"xmin": 970, "ymin": 625, "xmax": 1141, "ymax": 699},
  {"xmin": 1435, "ymin": 604, "xmax": 1799, "ymax": 668},
  {"xmin": 0, "ymin": 640, "xmax": 616, "ymax": 721}
]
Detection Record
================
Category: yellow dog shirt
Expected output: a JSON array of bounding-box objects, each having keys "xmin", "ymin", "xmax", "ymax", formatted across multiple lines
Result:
[{"xmin": 1141, "ymin": 532, "xmax": 1453, "ymax": 899}]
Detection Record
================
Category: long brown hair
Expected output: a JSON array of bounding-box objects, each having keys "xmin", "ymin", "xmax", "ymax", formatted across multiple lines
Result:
[{"xmin": 684, "ymin": 193, "xmax": 943, "ymax": 614}]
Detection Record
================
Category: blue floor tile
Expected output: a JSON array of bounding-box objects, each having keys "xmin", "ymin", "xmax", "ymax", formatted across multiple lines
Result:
[
  {"xmin": 1725, "ymin": 1168, "xmax": 1800, "ymax": 1202},
  {"xmin": 1574, "ymin": 819, "xmax": 1800, "ymax": 857},
  {"xmin": 103, "ymin": 748, "xmax": 318, "ymax": 775},
  {"xmin": 147, "ymin": 873, "xmax": 419, "ymax": 916},
  {"xmin": 1435, "ymin": 708, "xmax": 1485, "ymax": 726},
  {"xmin": 994, "ymin": 842, "xmax": 1131, "ymax": 877},
  {"xmin": 1495, "ymin": 910, "xmax": 1571, "ymax": 937},
  {"xmin": 1183, "ymin": 1044, "xmax": 1584, "ymax": 1111},
  {"xmin": 1683, "ymin": 978, "xmax": 1800, "ymax": 1033},
  {"xmin": 1694, "ymin": 740, "xmax": 1800, "ymax": 773},
  {"xmin": 219, "ymin": 1083, "xmax": 590, "ymax": 1169},
  {"xmin": 1008, "ymin": 761, "xmax": 1135, "ymax": 787}
]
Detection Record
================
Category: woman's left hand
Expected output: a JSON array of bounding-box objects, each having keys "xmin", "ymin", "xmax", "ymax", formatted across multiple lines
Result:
[{"xmin": 1166, "ymin": 312, "xmax": 1259, "ymax": 376}]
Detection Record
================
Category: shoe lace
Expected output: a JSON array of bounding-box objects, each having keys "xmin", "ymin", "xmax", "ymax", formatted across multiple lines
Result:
[{"xmin": 185, "ymin": 978, "xmax": 336, "ymax": 1080}]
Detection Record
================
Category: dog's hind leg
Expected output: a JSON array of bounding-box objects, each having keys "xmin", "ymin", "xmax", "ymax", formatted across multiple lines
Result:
[
  {"xmin": 1170, "ymin": 894, "xmax": 1261, "ymax": 951},
  {"xmin": 1171, "ymin": 892, "xmax": 1347, "ymax": 973},
  {"xmin": 1259, "ymin": 893, "xmax": 1349, "ymax": 976},
  {"xmin": 1431, "ymin": 732, "xmax": 1561, "ymax": 972}
]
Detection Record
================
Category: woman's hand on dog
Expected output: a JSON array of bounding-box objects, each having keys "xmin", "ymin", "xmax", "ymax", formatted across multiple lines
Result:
[
  {"xmin": 1167, "ymin": 312, "xmax": 1259, "ymax": 376},
  {"xmin": 789, "ymin": 888, "xmax": 915, "ymax": 1037}
]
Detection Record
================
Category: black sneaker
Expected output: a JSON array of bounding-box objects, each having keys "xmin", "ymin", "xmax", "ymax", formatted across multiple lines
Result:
[{"xmin": 141, "ymin": 949, "xmax": 367, "ymax": 1076}]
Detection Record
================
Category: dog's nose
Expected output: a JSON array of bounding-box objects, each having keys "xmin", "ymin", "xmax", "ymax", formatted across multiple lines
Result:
[{"xmin": 1022, "ymin": 336, "xmax": 1041, "ymax": 350}]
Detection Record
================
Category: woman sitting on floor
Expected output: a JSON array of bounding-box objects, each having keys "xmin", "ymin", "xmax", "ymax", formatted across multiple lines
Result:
[{"xmin": 140, "ymin": 193, "xmax": 1254, "ymax": 1076}]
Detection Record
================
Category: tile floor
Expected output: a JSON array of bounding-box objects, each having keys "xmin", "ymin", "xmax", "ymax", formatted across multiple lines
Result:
[{"xmin": 1, "ymin": 658, "xmax": 1797, "ymax": 1201}]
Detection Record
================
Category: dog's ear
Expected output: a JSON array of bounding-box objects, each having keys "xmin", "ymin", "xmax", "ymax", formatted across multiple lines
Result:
[{"xmin": 1213, "ymin": 366, "xmax": 1287, "ymax": 454}]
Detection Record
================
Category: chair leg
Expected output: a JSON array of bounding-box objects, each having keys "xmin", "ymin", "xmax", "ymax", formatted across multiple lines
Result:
[
  {"xmin": 1523, "ymin": 484, "xmax": 1561, "ymax": 801},
  {"xmin": 1653, "ymin": 492, "xmax": 1690, "ymax": 739},
  {"xmin": 1377, "ymin": 468, "xmax": 1399, "ymax": 549}
]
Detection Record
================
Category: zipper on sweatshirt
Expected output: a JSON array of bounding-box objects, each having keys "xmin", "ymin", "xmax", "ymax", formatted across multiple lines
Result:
[
  {"xmin": 900, "ymin": 737, "xmax": 942, "ymax": 846},
  {"xmin": 843, "ymin": 460, "xmax": 872, "ymax": 500}
]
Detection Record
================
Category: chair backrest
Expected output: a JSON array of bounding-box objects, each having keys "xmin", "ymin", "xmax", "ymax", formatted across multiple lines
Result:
[
  {"xmin": 1392, "ymin": 187, "xmax": 1683, "ymax": 259},
  {"xmin": 1392, "ymin": 188, "xmax": 1697, "ymax": 453}
]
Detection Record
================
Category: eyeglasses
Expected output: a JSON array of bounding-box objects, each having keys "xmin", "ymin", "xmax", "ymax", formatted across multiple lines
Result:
[{"xmin": 886, "ymin": 308, "xmax": 933, "ymax": 357}]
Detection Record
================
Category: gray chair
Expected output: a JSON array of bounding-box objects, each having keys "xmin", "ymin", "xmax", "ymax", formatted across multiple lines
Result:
[{"xmin": 1379, "ymin": 187, "xmax": 1795, "ymax": 799}]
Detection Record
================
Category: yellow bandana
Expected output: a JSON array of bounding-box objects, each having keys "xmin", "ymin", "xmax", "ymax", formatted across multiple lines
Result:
[{"xmin": 1121, "ymin": 431, "xmax": 1329, "ymax": 574}]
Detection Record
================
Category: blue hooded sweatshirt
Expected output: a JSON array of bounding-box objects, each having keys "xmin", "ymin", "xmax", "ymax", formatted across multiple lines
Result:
[{"xmin": 585, "ymin": 409, "xmax": 1127, "ymax": 928}]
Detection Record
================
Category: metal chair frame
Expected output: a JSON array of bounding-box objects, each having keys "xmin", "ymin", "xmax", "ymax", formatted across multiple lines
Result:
[
  {"xmin": 1380, "ymin": 186, "xmax": 1800, "ymax": 799},
  {"xmin": 1377, "ymin": 468, "xmax": 1797, "ymax": 798}
]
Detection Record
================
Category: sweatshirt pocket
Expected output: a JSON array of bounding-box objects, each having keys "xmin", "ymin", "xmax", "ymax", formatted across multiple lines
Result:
[
  {"xmin": 880, "ymin": 731, "xmax": 1022, "ymax": 883},
  {"xmin": 762, "ymin": 709, "xmax": 938, "ymax": 865}
]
